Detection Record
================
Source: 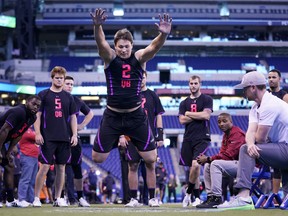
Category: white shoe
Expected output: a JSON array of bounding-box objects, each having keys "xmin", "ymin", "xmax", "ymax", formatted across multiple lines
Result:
[
  {"xmin": 53, "ymin": 198, "xmax": 68, "ymax": 207},
  {"xmin": 78, "ymin": 197, "xmax": 90, "ymax": 207},
  {"xmin": 18, "ymin": 200, "xmax": 31, "ymax": 208},
  {"xmin": 6, "ymin": 199, "xmax": 19, "ymax": 207},
  {"xmin": 125, "ymin": 198, "xmax": 143, "ymax": 207},
  {"xmin": 182, "ymin": 194, "xmax": 191, "ymax": 207},
  {"xmin": 148, "ymin": 198, "xmax": 160, "ymax": 207},
  {"xmin": 159, "ymin": 201, "xmax": 163, "ymax": 205},
  {"xmin": 33, "ymin": 197, "xmax": 42, "ymax": 207},
  {"xmin": 217, "ymin": 196, "xmax": 254, "ymax": 210},
  {"xmin": 192, "ymin": 198, "xmax": 202, "ymax": 207}
]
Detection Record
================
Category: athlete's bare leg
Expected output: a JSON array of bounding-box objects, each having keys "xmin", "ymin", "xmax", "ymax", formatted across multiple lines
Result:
[
  {"xmin": 128, "ymin": 162, "xmax": 140, "ymax": 190},
  {"xmin": 34, "ymin": 164, "xmax": 50, "ymax": 197},
  {"xmin": 92, "ymin": 150, "xmax": 110, "ymax": 163},
  {"xmin": 54, "ymin": 164, "xmax": 66, "ymax": 199},
  {"xmin": 139, "ymin": 149, "xmax": 157, "ymax": 189},
  {"xmin": 189, "ymin": 160, "xmax": 201, "ymax": 184}
]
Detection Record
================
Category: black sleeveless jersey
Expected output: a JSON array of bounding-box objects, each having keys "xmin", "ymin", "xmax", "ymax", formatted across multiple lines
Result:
[{"xmin": 104, "ymin": 53, "xmax": 144, "ymax": 109}]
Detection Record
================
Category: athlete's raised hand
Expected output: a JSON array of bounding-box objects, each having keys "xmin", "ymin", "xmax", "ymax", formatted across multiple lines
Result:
[
  {"xmin": 90, "ymin": 8, "xmax": 108, "ymax": 26},
  {"xmin": 155, "ymin": 13, "xmax": 172, "ymax": 35}
]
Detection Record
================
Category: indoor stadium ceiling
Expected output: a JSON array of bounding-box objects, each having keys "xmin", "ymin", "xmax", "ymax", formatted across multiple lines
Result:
[{"xmin": 44, "ymin": 0, "xmax": 288, "ymax": 3}]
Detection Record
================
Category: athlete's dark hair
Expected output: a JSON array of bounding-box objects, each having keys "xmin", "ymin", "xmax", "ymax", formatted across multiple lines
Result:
[
  {"xmin": 218, "ymin": 112, "xmax": 232, "ymax": 122},
  {"xmin": 269, "ymin": 69, "xmax": 281, "ymax": 77},
  {"xmin": 65, "ymin": 75, "xmax": 74, "ymax": 81},
  {"xmin": 26, "ymin": 95, "xmax": 41, "ymax": 102},
  {"xmin": 114, "ymin": 28, "xmax": 133, "ymax": 45}
]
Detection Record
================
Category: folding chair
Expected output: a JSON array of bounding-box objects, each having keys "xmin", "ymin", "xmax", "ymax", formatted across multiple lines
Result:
[{"xmin": 250, "ymin": 165, "xmax": 271, "ymax": 208}]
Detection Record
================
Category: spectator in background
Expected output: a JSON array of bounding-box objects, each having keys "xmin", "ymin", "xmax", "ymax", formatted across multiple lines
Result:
[
  {"xmin": 0, "ymin": 95, "xmax": 41, "ymax": 207},
  {"xmin": 63, "ymin": 76, "xmax": 94, "ymax": 207},
  {"xmin": 83, "ymin": 177, "xmax": 96, "ymax": 203},
  {"xmin": 101, "ymin": 171, "xmax": 115, "ymax": 204},
  {"xmin": 179, "ymin": 75, "xmax": 213, "ymax": 207},
  {"xmin": 88, "ymin": 167, "xmax": 98, "ymax": 192},
  {"xmin": 267, "ymin": 69, "xmax": 288, "ymax": 204},
  {"xmin": 196, "ymin": 113, "xmax": 246, "ymax": 208},
  {"xmin": 155, "ymin": 161, "xmax": 167, "ymax": 204},
  {"xmin": 167, "ymin": 174, "xmax": 178, "ymax": 203},
  {"xmin": 17, "ymin": 126, "xmax": 39, "ymax": 208}
]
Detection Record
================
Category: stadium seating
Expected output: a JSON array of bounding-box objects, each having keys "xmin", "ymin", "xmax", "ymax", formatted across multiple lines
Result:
[
  {"xmin": 47, "ymin": 56, "xmax": 288, "ymax": 73},
  {"xmin": 157, "ymin": 147, "xmax": 175, "ymax": 175},
  {"xmin": 82, "ymin": 145, "xmax": 121, "ymax": 181},
  {"xmin": 78, "ymin": 114, "xmax": 248, "ymax": 134}
]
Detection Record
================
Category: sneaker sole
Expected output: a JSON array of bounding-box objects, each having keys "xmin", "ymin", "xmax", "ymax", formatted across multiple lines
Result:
[{"xmin": 218, "ymin": 205, "xmax": 255, "ymax": 211}]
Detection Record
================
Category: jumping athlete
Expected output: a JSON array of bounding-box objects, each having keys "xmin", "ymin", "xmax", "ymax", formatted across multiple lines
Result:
[{"xmin": 90, "ymin": 8, "xmax": 172, "ymax": 207}]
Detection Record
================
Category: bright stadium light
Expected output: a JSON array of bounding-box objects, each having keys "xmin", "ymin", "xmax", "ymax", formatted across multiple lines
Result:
[
  {"xmin": 113, "ymin": 1, "xmax": 124, "ymax": 17},
  {"xmin": 0, "ymin": 15, "xmax": 16, "ymax": 28},
  {"xmin": 219, "ymin": 3, "xmax": 230, "ymax": 18}
]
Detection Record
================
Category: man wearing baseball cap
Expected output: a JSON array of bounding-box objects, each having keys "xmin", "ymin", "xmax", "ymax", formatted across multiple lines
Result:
[{"xmin": 217, "ymin": 71, "xmax": 288, "ymax": 210}]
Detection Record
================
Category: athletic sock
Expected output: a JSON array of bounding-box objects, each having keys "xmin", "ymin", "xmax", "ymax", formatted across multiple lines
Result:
[
  {"xmin": 77, "ymin": 191, "xmax": 83, "ymax": 200},
  {"xmin": 193, "ymin": 189, "xmax": 200, "ymax": 198},
  {"xmin": 6, "ymin": 189, "xmax": 14, "ymax": 202},
  {"xmin": 148, "ymin": 188, "xmax": 155, "ymax": 199},
  {"xmin": 186, "ymin": 183, "xmax": 195, "ymax": 194},
  {"xmin": 130, "ymin": 190, "xmax": 138, "ymax": 199}
]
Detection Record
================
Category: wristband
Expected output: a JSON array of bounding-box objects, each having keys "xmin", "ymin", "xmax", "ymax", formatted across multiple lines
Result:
[{"xmin": 156, "ymin": 128, "xmax": 164, "ymax": 141}]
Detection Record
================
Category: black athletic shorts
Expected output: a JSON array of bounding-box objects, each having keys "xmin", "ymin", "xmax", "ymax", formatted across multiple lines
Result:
[
  {"xmin": 39, "ymin": 141, "xmax": 71, "ymax": 165},
  {"xmin": 93, "ymin": 107, "xmax": 156, "ymax": 153},
  {"xmin": 179, "ymin": 139, "xmax": 210, "ymax": 167}
]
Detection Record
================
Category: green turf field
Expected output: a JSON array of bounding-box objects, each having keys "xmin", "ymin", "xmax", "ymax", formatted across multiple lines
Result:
[{"xmin": 1, "ymin": 204, "xmax": 288, "ymax": 216}]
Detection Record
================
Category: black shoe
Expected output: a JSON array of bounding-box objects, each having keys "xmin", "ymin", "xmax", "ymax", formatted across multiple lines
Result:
[
  {"xmin": 197, "ymin": 196, "xmax": 212, "ymax": 206},
  {"xmin": 196, "ymin": 196, "xmax": 222, "ymax": 208}
]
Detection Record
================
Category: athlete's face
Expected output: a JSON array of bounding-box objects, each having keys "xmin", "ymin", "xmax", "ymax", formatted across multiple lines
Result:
[
  {"xmin": 217, "ymin": 115, "xmax": 232, "ymax": 133},
  {"xmin": 115, "ymin": 39, "xmax": 133, "ymax": 59},
  {"xmin": 26, "ymin": 98, "xmax": 41, "ymax": 115},
  {"xmin": 141, "ymin": 73, "xmax": 147, "ymax": 89},
  {"xmin": 63, "ymin": 79, "xmax": 74, "ymax": 93},
  {"xmin": 243, "ymin": 85, "xmax": 256, "ymax": 101},
  {"xmin": 268, "ymin": 71, "xmax": 280, "ymax": 90},
  {"xmin": 52, "ymin": 73, "xmax": 65, "ymax": 88},
  {"xmin": 189, "ymin": 78, "xmax": 200, "ymax": 94}
]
